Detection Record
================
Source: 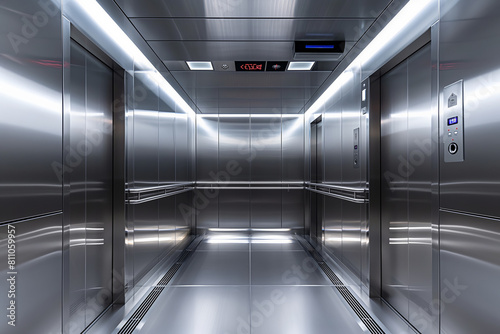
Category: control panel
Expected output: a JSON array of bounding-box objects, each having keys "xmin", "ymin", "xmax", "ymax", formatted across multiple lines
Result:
[
  {"xmin": 353, "ymin": 128, "xmax": 360, "ymax": 168},
  {"xmin": 443, "ymin": 80, "xmax": 464, "ymax": 163}
]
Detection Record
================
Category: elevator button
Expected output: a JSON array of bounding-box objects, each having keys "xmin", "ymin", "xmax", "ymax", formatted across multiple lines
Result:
[
  {"xmin": 454, "ymin": 131, "xmax": 458, "ymax": 135},
  {"xmin": 448, "ymin": 132, "xmax": 452, "ymax": 137}
]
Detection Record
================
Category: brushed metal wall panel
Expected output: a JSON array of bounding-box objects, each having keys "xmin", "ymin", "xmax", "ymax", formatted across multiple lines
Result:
[
  {"xmin": 0, "ymin": 214, "xmax": 62, "ymax": 334},
  {"xmin": 159, "ymin": 112, "xmax": 176, "ymax": 183},
  {"xmin": 116, "ymin": 0, "xmax": 390, "ymax": 18},
  {"xmin": 132, "ymin": 18, "xmax": 374, "ymax": 42},
  {"xmin": 133, "ymin": 73, "xmax": 159, "ymax": 188},
  {"xmin": 324, "ymin": 97, "xmax": 343, "ymax": 184},
  {"xmin": 175, "ymin": 114, "xmax": 189, "ymax": 182},
  {"xmin": 407, "ymin": 44, "xmax": 433, "ymax": 332},
  {"xmin": 381, "ymin": 60, "xmax": 409, "ymax": 318},
  {"xmin": 250, "ymin": 190, "xmax": 281, "ymax": 228},
  {"xmin": 341, "ymin": 66, "xmax": 362, "ymax": 188},
  {"xmin": 195, "ymin": 188, "xmax": 219, "ymax": 229},
  {"xmin": 197, "ymin": 116, "xmax": 219, "ymax": 181},
  {"xmin": 250, "ymin": 116, "xmax": 282, "ymax": 181},
  {"xmin": 219, "ymin": 190, "xmax": 250, "ymax": 228},
  {"xmin": 282, "ymin": 116, "xmax": 304, "ymax": 181},
  {"xmin": 159, "ymin": 196, "xmax": 176, "ymax": 252},
  {"xmin": 341, "ymin": 201, "xmax": 361, "ymax": 278},
  {"xmin": 218, "ymin": 117, "xmax": 250, "ymax": 181},
  {"xmin": 133, "ymin": 201, "xmax": 159, "ymax": 281},
  {"xmin": 175, "ymin": 192, "xmax": 191, "ymax": 243},
  {"xmin": 282, "ymin": 190, "xmax": 304, "ymax": 229},
  {"xmin": 440, "ymin": 210, "xmax": 500, "ymax": 334},
  {"xmin": 439, "ymin": 0, "xmax": 500, "ymax": 219},
  {"xmin": 324, "ymin": 196, "xmax": 342, "ymax": 257},
  {"xmin": 84, "ymin": 50, "xmax": 114, "ymax": 324},
  {"xmin": 0, "ymin": 0, "xmax": 62, "ymax": 223},
  {"xmin": 68, "ymin": 41, "xmax": 87, "ymax": 332}
]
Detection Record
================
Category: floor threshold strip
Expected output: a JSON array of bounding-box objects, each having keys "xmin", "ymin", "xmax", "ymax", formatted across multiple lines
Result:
[
  {"xmin": 116, "ymin": 241, "xmax": 199, "ymax": 334},
  {"xmin": 299, "ymin": 239, "xmax": 386, "ymax": 334}
]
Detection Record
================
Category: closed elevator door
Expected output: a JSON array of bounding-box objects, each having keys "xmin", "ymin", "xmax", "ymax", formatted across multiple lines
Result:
[
  {"xmin": 68, "ymin": 40, "xmax": 113, "ymax": 332},
  {"xmin": 310, "ymin": 119, "xmax": 324, "ymax": 242},
  {"xmin": 380, "ymin": 44, "xmax": 433, "ymax": 333}
]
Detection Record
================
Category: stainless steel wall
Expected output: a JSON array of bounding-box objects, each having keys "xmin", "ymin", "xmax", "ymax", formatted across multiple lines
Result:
[
  {"xmin": 126, "ymin": 74, "xmax": 196, "ymax": 287},
  {"xmin": 305, "ymin": 69, "xmax": 369, "ymax": 284},
  {"xmin": 196, "ymin": 115, "xmax": 305, "ymax": 230},
  {"xmin": 439, "ymin": 0, "xmax": 500, "ymax": 332},
  {"xmin": 0, "ymin": 1, "xmax": 63, "ymax": 224},
  {"xmin": 380, "ymin": 44, "xmax": 433, "ymax": 333},
  {"xmin": 66, "ymin": 40, "xmax": 114, "ymax": 332},
  {"xmin": 0, "ymin": 1, "xmax": 63, "ymax": 333}
]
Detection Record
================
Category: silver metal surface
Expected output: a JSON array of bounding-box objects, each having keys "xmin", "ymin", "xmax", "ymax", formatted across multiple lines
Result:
[
  {"xmin": 133, "ymin": 201, "xmax": 159, "ymax": 282},
  {"xmin": 218, "ymin": 116, "xmax": 250, "ymax": 181},
  {"xmin": 282, "ymin": 115, "xmax": 304, "ymax": 181},
  {"xmin": 438, "ymin": 1, "xmax": 500, "ymax": 332},
  {"xmin": 196, "ymin": 116, "xmax": 219, "ymax": 181},
  {"xmin": 407, "ymin": 45, "xmax": 433, "ymax": 332},
  {"xmin": 132, "ymin": 73, "xmax": 159, "ymax": 188},
  {"xmin": 282, "ymin": 190, "xmax": 305, "ymax": 230},
  {"xmin": 158, "ymin": 112, "xmax": 176, "ymax": 183},
  {"xmin": 381, "ymin": 58, "xmax": 410, "ymax": 318},
  {"xmin": 250, "ymin": 190, "xmax": 281, "ymax": 228},
  {"xmin": 439, "ymin": 0, "xmax": 500, "ymax": 219},
  {"xmin": 84, "ymin": 46, "xmax": 114, "ymax": 324},
  {"xmin": 159, "ymin": 197, "xmax": 176, "ymax": 254},
  {"xmin": 381, "ymin": 44, "xmax": 433, "ymax": 332},
  {"xmin": 175, "ymin": 113, "xmax": 189, "ymax": 182},
  {"xmin": 66, "ymin": 40, "xmax": 114, "ymax": 330},
  {"xmin": 439, "ymin": 210, "xmax": 500, "ymax": 334},
  {"xmin": 442, "ymin": 80, "xmax": 464, "ymax": 163},
  {"xmin": 250, "ymin": 116, "xmax": 282, "ymax": 181},
  {"xmin": 0, "ymin": 214, "xmax": 63, "ymax": 334},
  {"xmin": 0, "ymin": 0, "xmax": 62, "ymax": 223},
  {"xmin": 116, "ymin": 233, "xmax": 386, "ymax": 334},
  {"xmin": 131, "ymin": 18, "xmax": 374, "ymax": 42},
  {"xmin": 218, "ymin": 190, "xmax": 250, "ymax": 228},
  {"xmin": 117, "ymin": 0, "xmax": 390, "ymax": 18}
]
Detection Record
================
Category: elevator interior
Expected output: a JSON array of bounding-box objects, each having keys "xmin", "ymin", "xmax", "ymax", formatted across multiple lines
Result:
[{"xmin": 1, "ymin": 0, "xmax": 500, "ymax": 333}]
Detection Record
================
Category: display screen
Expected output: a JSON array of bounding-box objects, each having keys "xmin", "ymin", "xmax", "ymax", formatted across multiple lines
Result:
[
  {"xmin": 295, "ymin": 41, "xmax": 345, "ymax": 53},
  {"xmin": 235, "ymin": 61, "xmax": 265, "ymax": 71},
  {"xmin": 265, "ymin": 61, "xmax": 288, "ymax": 72},
  {"xmin": 447, "ymin": 116, "xmax": 459, "ymax": 126}
]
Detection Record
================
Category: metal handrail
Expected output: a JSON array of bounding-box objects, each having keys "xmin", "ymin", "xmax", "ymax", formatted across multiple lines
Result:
[
  {"xmin": 127, "ymin": 182, "xmax": 195, "ymax": 194},
  {"xmin": 195, "ymin": 181, "xmax": 304, "ymax": 185},
  {"xmin": 305, "ymin": 182, "xmax": 368, "ymax": 194},
  {"xmin": 127, "ymin": 188, "xmax": 193, "ymax": 205},
  {"xmin": 307, "ymin": 188, "xmax": 368, "ymax": 204},
  {"xmin": 196, "ymin": 186, "xmax": 305, "ymax": 190}
]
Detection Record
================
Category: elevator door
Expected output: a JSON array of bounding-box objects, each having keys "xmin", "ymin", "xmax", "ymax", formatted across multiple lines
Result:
[
  {"xmin": 310, "ymin": 119, "xmax": 324, "ymax": 243},
  {"xmin": 68, "ymin": 40, "xmax": 113, "ymax": 332},
  {"xmin": 380, "ymin": 44, "xmax": 433, "ymax": 333}
]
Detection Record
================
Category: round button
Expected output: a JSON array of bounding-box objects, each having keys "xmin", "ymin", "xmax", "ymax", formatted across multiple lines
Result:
[{"xmin": 448, "ymin": 143, "xmax": 459, "ymax": 155}]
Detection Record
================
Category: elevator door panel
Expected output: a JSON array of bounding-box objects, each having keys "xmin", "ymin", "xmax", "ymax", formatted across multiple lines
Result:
[
  {"xmin": 381, "ymin": 44, "xmax": 433, "ymax": 332},
  {"xmin": 69, "ymin": 41, "xmax": 113, "ymax": 330}
]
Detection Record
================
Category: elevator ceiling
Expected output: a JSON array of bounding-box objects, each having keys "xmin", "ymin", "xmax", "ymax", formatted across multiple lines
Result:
[{"xmin": 114, "ymin": 0, "xmax": 394, "ymax": 113}]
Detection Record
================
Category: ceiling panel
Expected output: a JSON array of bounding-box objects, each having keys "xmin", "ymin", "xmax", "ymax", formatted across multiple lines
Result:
[
  {"xmin": 149, "ymin": 41, "xmax": 356, "ymax": 61},
  {"xmin": 170, "ymin": 71, "xmax": 330, "ymax": 88},
  {"xmin": 131, "ymin": 18, "xmax": 373, "ymax": 41},
  {"xmin": 112, "ymin": 0, "xmax": 394, "ymax": 113},
  {"xmin": 116, "ymin": 0, "xmax": 390, "ymax": 18}
]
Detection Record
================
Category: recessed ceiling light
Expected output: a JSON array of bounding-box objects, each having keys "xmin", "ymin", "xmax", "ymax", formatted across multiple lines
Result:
[
  {"xmin": 288, "ymin": 61, "xmax": 315, "ymax": 71},
  {"xmin": 186, "ymin": 61, "xmax": 213, "ymax": 70}
]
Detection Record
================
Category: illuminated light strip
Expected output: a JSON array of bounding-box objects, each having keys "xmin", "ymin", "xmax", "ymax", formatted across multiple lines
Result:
[
  {"xmin": 306, "ymin": 0, "xmax": 435, "ymax": 116},
  {"xmin": 73, "ymin": 0, "xmax": 196, "ymax": 116}
]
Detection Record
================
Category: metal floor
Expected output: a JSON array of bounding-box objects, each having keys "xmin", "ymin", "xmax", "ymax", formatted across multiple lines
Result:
[{"xmin": 91, "ymin": 232, "xmax": 399, "ymax": 334}]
